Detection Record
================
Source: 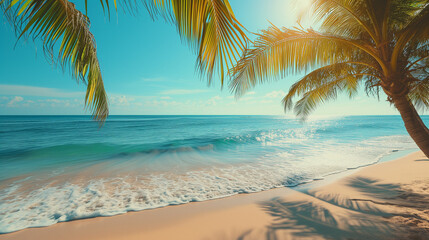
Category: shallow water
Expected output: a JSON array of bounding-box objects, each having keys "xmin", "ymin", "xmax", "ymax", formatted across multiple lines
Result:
[{"xmin": 0, "ymin": 115, "xmax": 424, "ymax": 233}]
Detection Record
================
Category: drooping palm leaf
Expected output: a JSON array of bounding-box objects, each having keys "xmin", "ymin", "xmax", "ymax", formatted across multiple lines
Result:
[
  {"xmin": 146, "ymin": 0, "xmax": 248, "ymax": 85},
  {"xmin": 291, "ymin": 75, "xmax": 361, "ymax": 119},
  {"xmin": 2, "ymin": 0, "xmax": 248, "ymax": 124},
  {"xmin": 1, "ymin": 0, "xmax": 109, "ymax": 123},
  {"xmin": 230, "ymin": 0, "xmax": 429, "ymax": 120},
  {"xmin": 86, "ymin": 0, "xmax": 248, "ymax": 85},
  {"xmin": 407, "ymin": 40, "xmax": 429, "ymax": 111},
  {"xmin": 409, "ymin": 77, "xmax": 429, "ymax": 110},
  {"xmin": 391, "ymin": 2, "xmax": 429, "ymax": 71},
  {"xmin": 229, "ymin": 24, "xmax": 385, "ymax": 98},
  {"xmin": 282, "ymin": 62, "xmax": 379, "ymax": 119}
]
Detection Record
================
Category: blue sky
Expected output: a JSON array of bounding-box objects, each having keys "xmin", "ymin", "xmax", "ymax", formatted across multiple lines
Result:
[{"xmin": 0, "ymin": 0, "xmax": 400, "ymax": 117}]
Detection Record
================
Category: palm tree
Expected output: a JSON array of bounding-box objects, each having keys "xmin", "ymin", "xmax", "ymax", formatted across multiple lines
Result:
[
  {"xmin": 230, "ymin": 0, "xmax": 429, "ymax": 157},
  {"xmin": 1, "ymin": 0, "xmax": 247, "ymax": 123}
]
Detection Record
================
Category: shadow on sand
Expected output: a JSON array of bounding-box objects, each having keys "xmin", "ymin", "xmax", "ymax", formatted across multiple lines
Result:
[
  {"xmin": 262, "ymin": 177, "xmax": 429, "ymax": 239},
  {"xmin": 210, "ymin": 177, "xmax": 429, "ymax": 240}
]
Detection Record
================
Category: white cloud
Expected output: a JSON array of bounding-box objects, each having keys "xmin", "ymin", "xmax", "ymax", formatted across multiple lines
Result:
[
  {"xmin": 141, "ymin": 77, "xmax": 165, "ymax": 82},
  {"xmin": 160, "ymin": 89, "xmax": 209, "ymax": 95},
  {"xmin": 261, "ymin": 99, "xmax": 274, "ymax": 104},
  {"xmin": 45, "ymin": 99, "xmax": 62, "ymax": 103},
  {"xmin": 7, "ymin": 96, "xmax": 23, "ymax": 105},
  {"xmin": 264, "ymin": 90, "xmax": 286, "ymax": 99},
  {"xmin": 247, "ymin": 91, "xmax": 256, "ymax": 95},
  {"xmin": 207, "ymin": 96, "xmax": 222, "ymax": 105},
  {"xmin": 239, "ymin": 96, "xmax": 255, "ymax": 102},
  {"xmin": 0, "ymin": 85, "xmax": 83, "ymax": 98},
  {"xmin": 145, "ymin": 100, "xmax": 181, "ymax": 107},
  {"xmin": 37, "ymin": 99, "xmax": 81, "ymax": 108},
  {"xmin": 110, "ymin": 95, "xmax": 134, "ymax": 106},
  {"xmin": 160, "ymin": 96, "xmax": 171, "ymax": 100}
]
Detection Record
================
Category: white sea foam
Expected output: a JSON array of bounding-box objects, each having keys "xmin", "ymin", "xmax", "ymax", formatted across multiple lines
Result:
[{"xmin": 0, "ymin": 134, "xmax": 417, "ymax": 233}]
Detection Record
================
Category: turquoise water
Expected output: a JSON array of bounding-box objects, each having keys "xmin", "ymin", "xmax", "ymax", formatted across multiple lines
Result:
[{"xmin": 0, "ymin": 115, "xmax": 424, "ymax": 233}]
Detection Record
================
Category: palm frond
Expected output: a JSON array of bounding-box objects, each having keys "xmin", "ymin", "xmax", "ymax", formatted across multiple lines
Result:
[
  {"xmin": 145, "ymin": 0, "xmax": 248, "ymax": 85},
  {"xmin": 391, "ymin": 1, "xmax": 429, "ymax": 71},
  {"xmin": 229, "ymin": 0, "xmax": 428, "ymax": 123},
  {"xmin": 281, "ymin": 62, "xmax": 377, "ymax": 118},
  {"xmin": 1, "ymin": 0, "xmax": 109, "ymax": 123},
  {"xmin": 284, "ymin": 62, "xmax": 377, "ymax": 102},
  {"xmin": 409, "ymin": 77, "xmax": 429, "ymax": 110},
  {"xmin": 229, "ymin": 25, "xmax": 386, "ymax": 97},
  {"xmin": 312, "ymin": 0, "xmax": 378, "ymax": 43},
  {"xmin": 286, "ymin": 74, "xmax": 361, "ymax": 120},
  {"xmin": 84, "ymin": 0, "xmax": 140, "ymax": 16}
]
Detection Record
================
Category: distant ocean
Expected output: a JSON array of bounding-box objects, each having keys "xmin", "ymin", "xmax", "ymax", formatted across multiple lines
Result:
[{"xmin": 0, "ymin": 115, "xmax": 424, "ymax": 233}]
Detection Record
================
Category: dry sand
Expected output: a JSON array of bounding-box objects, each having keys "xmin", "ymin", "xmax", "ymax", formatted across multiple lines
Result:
[{"xmin": 1, "ymin": 151, "xmax": 428, "ymax": 240}]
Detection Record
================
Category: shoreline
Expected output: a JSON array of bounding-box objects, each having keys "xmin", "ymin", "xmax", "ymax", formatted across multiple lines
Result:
[
  {"xmin": 292, "ymin": 148, "xmax": 418, "ymax": 191},
  {"xmin": 0, "ymin": 148, "xmax": 415, "ymax": 234},
  {"xmin": 1, "ymin": 150, "xmax": 428, "ymax": 239}
]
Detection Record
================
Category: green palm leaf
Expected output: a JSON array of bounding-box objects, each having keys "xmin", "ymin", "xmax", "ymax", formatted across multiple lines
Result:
[
  {"xmin": 409, "ymin": 77, "xmax": 429, "ymax": 110},
  {"xmin": 2, "ymin": 0, "xmax": 248, "ymax": 123},
  {"xmin": 291, "ymin": 76, "xmax": 358, "ymax": 119},
  {"xmin": 229, "ymin": 24, "xmax": 384, "ymax": 98},
  {"xmin": 282, "ymin": 62, "xmax": 379, "ymax": 119},
  {"xmin": 2, "ymin": 0, "xmax": 109, "ymax": 123},
  {"xmin": 230, "ymin": 0, "xmax": 428, "ymax": 120},
  {"xmin": 146, "ymin": 0, "xmax": 248, "ymax": 85},
  {"xmin": 391, "ymin": 2, "xmax": 429, "ymax": 71}
]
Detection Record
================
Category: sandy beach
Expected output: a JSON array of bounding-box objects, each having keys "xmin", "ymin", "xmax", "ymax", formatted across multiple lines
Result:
[
  {"xmin": 1, "ymin": 151, "xmax": 428, "ymax": 240},
  {"xmin": 2, "ymin": 0, "xmax": 429, "ymax": 239}
]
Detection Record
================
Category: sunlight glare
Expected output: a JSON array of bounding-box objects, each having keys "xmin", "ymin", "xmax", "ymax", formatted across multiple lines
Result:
[{"xmin": 290, "ymin": 0, "xmax": 313, "ymax": 23}]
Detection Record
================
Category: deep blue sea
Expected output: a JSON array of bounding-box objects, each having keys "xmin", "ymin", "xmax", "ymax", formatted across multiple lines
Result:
[{"xmin": 0, "ymin": 115, "xmax": 424, "ymax": 233}]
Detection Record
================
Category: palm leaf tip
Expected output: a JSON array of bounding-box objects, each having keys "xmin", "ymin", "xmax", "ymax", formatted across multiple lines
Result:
[
  {"xmin": 145, "ymin": 0, "xmax": 248, "ymax": 85},
  {"xmin": 229, "ymin": 24, "xmax": 358, "ymax": 97},
  {"xmin": 2, "ymin": 0, "xmax": 109, "ymax": 123},
  {"xmin": 229, "ymin": 19, "xmax": 388, "ymax": 119}
]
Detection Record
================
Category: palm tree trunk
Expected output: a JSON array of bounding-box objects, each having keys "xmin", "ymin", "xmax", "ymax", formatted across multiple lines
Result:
[{"xmin": 392, "ymin": 95, "xmax": 429, "ymax": 158}]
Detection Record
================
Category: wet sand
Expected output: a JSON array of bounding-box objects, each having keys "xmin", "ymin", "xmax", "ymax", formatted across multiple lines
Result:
[{"xmin": 1, "ymin": 151, "xmax": 428, "ymax": 240}]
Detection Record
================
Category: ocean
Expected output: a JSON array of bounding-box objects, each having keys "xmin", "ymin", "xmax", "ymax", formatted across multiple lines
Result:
[{"xmin": 0, "ymin": 115, "xmax": 423, "ymax": 233}]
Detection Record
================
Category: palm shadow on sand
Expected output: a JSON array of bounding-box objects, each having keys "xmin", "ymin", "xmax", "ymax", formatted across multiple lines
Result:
[
  {"xmin": 258, "ymin": 177, "xmax": 429, "ymax": 240},
  {"xmin": 209, "ymin": 177, "xmax": 429, "ymax": 240}
]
